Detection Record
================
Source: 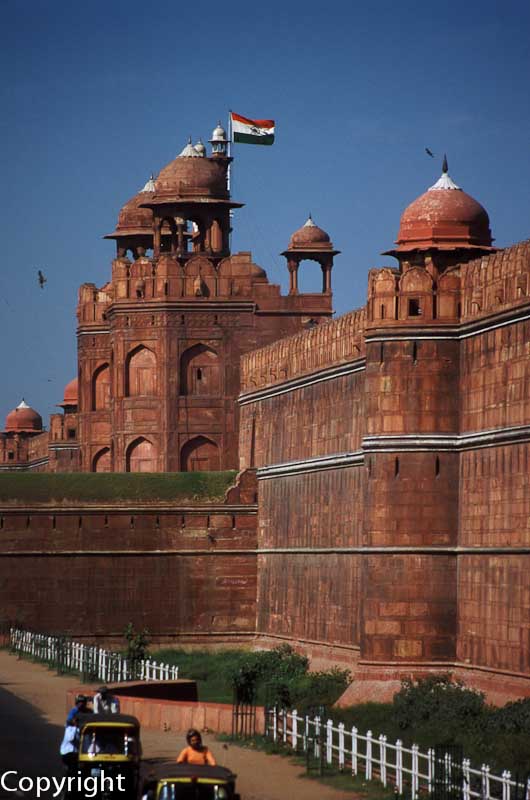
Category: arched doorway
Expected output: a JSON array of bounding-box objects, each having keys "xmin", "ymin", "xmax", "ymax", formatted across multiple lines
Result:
[
  {"xmin": 92, "ymin": 447, "xmax": 111, "ymax": 472},
  {"xmin": 180, "ymin": 344, "xmax": 220, "ymax": 396},
  {"xmin": 92, "ymin": 363, "xmax": 110, "ymax": 410},
  {"xmin": 126, "ymin": 437, "xmax": 157, "ymax": 472},
  {"xmin": 126, "ymin": 346, "xmax": 157, "ymax": 396},
  {"xmin": 180, "ymin": 436, "xmax": 219, "ymax": 472}
]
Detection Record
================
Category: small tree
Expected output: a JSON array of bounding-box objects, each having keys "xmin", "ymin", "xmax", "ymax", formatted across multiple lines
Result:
[{"xmin": 124, "ymin": 623, "xmax": 150, "ymax": 678}]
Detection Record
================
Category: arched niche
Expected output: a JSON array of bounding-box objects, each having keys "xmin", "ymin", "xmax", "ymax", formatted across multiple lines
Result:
[
  {"xmin": 180, "ymin": 344, "xmax": 220, "ymax": 396},
  {"xmin": 125, "ymin": 345, "xmax": 157, "ymax": 397},
  {"xmin": 180, "ymin": 436, "xmax": 219, "ymax": 472},
  {"xmin": 126, "ymin": 437, "xmax": 157, "ymax": 472},
  {"xmin": 92, "ymin": 447, "xmax": 111, "ymax": 472},
  {"xmin": 91, "ymin": 363, "xmax": 111, "ymax": 411}
]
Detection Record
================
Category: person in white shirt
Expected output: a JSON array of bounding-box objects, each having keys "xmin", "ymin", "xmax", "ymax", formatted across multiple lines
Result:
[
  {"xmin": 59, "ymin": 714, "xmax": 79, "ymax": 774},
  {"xmin": 93, "ymin": 686, "xmax": 120, "ymax": 714}
]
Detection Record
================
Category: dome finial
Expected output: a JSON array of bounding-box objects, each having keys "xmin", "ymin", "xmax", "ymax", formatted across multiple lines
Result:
[{"xmin": 442, "ymin": 154, "xmax": 448, "ymax": 174}]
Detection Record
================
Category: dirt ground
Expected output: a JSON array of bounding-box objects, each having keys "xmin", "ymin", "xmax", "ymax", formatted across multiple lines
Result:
[{"xmin": 0, "ymin": 650, "xmax": 356, "ymax": 800}]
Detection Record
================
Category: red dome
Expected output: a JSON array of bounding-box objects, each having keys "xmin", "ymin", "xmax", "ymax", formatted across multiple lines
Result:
[
  {"xmin": 5, "ymin": 400, "xmax": 43, "ymax": 433},
  {"xmin": 115, "ymin": 192, "xmax": 154, "ymax": 235},
  {"xmin": 105, "ymin": 177, "xmax": 156, "ymax": 239},
  {"xmin": 62, "ymin": 378, "xmax": 78, "ymax": 406},
  {"xmin": 288, "ymin": 216, "xmax": 332, "ymax": 250},
  {"xmin": 153, "ymin": 147, "xmax": 228, "ymax": 201},
  {"xmin": 394, "ymin": 167, "xmax": 493, "ymax": 251}
]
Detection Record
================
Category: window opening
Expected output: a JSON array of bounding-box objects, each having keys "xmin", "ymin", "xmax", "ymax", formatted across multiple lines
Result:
[
  {"xmin": 394, "ymin": 457, "xmax": 400, "ymax": 477},
  {"xmin": 408, "ymin": 298, "xmax": 421, "ymax": 316}
]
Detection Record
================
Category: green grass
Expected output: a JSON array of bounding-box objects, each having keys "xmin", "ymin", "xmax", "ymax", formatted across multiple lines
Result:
[{"xmin": 0, "ymin": 471, "xmax": 237, "ymax": 504}]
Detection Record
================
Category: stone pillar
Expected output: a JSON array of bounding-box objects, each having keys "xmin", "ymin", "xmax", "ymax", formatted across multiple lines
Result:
[
  {"xmin": 288, "ymin": 258, "xmax": 299, "ymax": 294},
  {"xmin": 153, "ymin": 218, "xmax": 162, "ymax": 258},
  {"xmin": 321, "ymin": 258, "xmax": 333, "ymax": 294}
]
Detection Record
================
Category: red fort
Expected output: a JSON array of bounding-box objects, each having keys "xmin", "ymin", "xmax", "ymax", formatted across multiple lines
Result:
[{"xmin": 1, "ymin": 130, "xmax": 529, "ymax": 705}]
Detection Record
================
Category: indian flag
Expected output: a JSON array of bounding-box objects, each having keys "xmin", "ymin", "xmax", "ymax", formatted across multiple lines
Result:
[{"xmin": 230, "ymin": 112, "xmax": 275, "ymax": 146}]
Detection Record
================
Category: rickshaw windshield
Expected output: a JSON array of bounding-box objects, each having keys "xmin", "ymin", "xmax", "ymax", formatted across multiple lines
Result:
[
  {"xmin": 158, "ymin": 783, "xmax": 229, "ymax": 800},
  {"xmin": 81, "ymin": 727, "xmax": 138, "ymax": 756}
]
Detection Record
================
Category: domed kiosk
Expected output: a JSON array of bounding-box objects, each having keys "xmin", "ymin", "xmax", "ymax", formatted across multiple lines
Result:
[
  {"xmin": 139, "ymin": 127, "xmax": 243, "ymax": 259},
  {"xmin": 282, "ymin": 215, "xmax": 339, "ymax": 295},
  {"xmin": 385, "ymin": 157, "xmax": 495, "ymax": 271}
]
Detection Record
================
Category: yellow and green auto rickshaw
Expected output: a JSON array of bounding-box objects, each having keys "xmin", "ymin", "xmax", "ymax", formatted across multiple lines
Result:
[
  {"xmin": 77, "ymin": 713, "xmax": 141, "ymax": 798},
  {"xmin": 140, "ymin": 763, "xmax": 240, "ymax": 800}
]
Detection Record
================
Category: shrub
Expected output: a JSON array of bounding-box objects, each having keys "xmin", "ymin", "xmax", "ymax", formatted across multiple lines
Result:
[{"xmin": 393, "ymin": 674, "xmax": 485, "ymax": 731}]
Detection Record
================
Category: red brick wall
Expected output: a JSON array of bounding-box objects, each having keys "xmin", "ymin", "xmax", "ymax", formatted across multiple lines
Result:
[{"xmin": 0, "ymin": 505, "xmax": 257, "ymax": 642}]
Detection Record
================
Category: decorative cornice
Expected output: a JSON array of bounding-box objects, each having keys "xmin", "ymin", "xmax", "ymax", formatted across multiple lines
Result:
[
  {"xmin": 0, "ymin": 457, "xmax": 49, "ymax": 472},
  {"xmin": 256, "ymin": 546, "xmax": 530, "ymax": 555},
  {"xmin": 256, "ymin": 451, "xmax": 364, "ymax": 479},
  {"xmin": 0, "ymin": 504, "xmax": 257, "ymax": 514},
  {"xmin": 239, "ymin": 360, "xmax": 365, "ymax": 406},
  {"xmin": 364, "ymin": 425, "xmax": 530, "ymax": 452}
]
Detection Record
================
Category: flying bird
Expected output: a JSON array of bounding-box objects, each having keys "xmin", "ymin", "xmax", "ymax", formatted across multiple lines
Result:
[
  {"xmin": 37, "ymin": 270, "xmax": 47, "ymax": 289},
  {"xmin": 425, "ymin": 148, "xmax": 435, "ymax": 158}
]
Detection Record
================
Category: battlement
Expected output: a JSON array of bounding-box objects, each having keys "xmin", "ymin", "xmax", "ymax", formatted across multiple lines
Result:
[
  {"xmin": 460, "ymin": 239, "xmax": 530, "ymax": 321},
  {"xmin": 240, "ymin": 306, "xmax": 366, "ymax": 393}
]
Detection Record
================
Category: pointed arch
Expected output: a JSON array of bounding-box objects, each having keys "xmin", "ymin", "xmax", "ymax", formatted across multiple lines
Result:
[
  {"xmin": 180, "ymin": 436, "xmax": 220, "ymax": 472},
  {"xmin": 92, "ymin": 363, "xmax": 110, "ymax": 410},
  {"xmin": 126, "ymin": 437, "xmax": 157, "ymax": 472},
  {"xmin": 92, "ymin": 447, "xmax": 111, "ymax": 472},
  {"xmin": 125, "ymin": 345, "xmax": 157, "ymax": 397},
  {"xmin": 180, "ymin": 343, "xmax": 221, "ymax": 396}
]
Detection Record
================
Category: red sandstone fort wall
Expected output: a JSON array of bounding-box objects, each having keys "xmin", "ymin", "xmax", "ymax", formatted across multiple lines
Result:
[
  {"xmin": 239, "ymin": 309, "xmax": 367, "ymax": 664},
  {"xmin": 455, "ymin": 241, "xmax": 530, "ymax": 681},
  {"xmin": 0, "ymin": 503, "xmax": 257, "ymax": 643}
]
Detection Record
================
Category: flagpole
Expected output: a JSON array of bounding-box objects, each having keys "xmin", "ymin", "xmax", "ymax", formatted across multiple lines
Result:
[
  {"xmin": 227, "ymin": 110, "xmax": 232, "ymax": 193},
  {"xmin": 227, "ymin": 110, "xmax": 233, "ymax": 252}
]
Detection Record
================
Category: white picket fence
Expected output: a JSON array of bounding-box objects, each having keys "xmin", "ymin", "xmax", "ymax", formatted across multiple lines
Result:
[
  {"xmin": 10, "ymin": 627, "xmax": 178, "ymax": 683},
  {"xmin": 266, "ymin": 707, "xmax": 530, "ymax": 800}
]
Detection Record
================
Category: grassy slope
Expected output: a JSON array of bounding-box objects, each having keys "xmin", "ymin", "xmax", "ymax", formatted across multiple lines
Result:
[{"xmin": 0, "ymin": 471, "xmax": 238, "ymax": 504}]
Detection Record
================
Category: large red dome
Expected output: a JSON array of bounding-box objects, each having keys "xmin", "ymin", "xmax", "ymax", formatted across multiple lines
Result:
[
  {"xmin": 5, "ymin": 400, "xmax": 43, "ymax": 433},
  {"xmin": 152, "ymin": 141, "xmax": 229, "ymax": 201},
  {"xmin": 394, "ymin": 164, "xmax": 493, "ymax": 251}
]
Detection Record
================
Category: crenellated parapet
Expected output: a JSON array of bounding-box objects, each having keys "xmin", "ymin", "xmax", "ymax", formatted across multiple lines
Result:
[
  {"xmin": 460, "ymin": 239, "xmax": 530, "ymax": 320},
  {"xmin": 240, "ymin": 306, "xmax": 366, "ymax": 393}
]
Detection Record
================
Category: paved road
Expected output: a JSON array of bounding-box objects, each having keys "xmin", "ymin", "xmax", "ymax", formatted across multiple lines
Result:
[
  {"xmin": 0, "ymin": 684, "xmax": 64, "ymax": 797},
  {"xmin": 0, "ymin": 652, "xmax": 354, "ymax": 800}
]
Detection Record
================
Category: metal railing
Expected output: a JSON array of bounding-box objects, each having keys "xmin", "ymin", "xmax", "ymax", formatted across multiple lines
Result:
[
  {"xmin": 9, "ymin": 627, "xmax": 178, "ymax": 683},
  {"xmin": 265, "ymin": 707, "xmax": 530, "ymax": 800}
]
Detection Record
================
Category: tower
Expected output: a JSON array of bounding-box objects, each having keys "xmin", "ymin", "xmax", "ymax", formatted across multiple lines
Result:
[
  {"xmin": 360, "ymin": 160, "xmax": 495, "ymax": 687},
  {"xmin": 76, "ymin": 126, "xmax": 334, "ymax": 473}
]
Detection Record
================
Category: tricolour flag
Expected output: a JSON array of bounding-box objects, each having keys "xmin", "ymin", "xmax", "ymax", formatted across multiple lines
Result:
[{"xmin": 230, "ymin": 112, "xmax": 275, "ymax": 146}]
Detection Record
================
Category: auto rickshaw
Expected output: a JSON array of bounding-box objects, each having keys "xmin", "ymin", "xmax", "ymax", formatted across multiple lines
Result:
[
  {"xmin": 77, "ymin": 713, "xmax": 141, "ymax": 798},
  {"xmin": 140, "ymin": 763, "xmax": 240, "ymax": 800}
]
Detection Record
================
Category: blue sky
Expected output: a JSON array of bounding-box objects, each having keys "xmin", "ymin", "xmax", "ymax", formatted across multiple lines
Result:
[{"xmin": 1, "ymin": 0, "xmax": 530, "ymax": 424}]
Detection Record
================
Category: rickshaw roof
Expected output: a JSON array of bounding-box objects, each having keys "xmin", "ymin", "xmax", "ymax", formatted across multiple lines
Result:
[
  {"xmin": 146, "ymin": 763, "xmax": 236, "ymax": 783},
  {"xmin": 78, "ymin": 713, "xmax": 140, "ymax": 729}
]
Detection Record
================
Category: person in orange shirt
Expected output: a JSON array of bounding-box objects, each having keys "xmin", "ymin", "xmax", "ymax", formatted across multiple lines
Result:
[{"xmin": 176, "ymin": 729, "xmax": 217, "ymax": 766}]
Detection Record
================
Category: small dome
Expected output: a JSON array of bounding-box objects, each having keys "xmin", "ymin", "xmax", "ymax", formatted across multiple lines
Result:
[
  {"xmin": 62, "ymin": 378, "xmax": 78, "ymax": 406},
  {"xmin": 394, "ymin": 160, "xmax": 493, "ymax": 251},
  {"xmin": 107, "ymin": 176, "xmax": 157, "ymax": 238},
  {"xmin": 5, "ymin": 400, "xmax": 43, "ymax": 433},
  {"xmin": 194, "ymin": 139, "xmax": 206, "ymax": 157},
  {"xmin": 289, "ymin": 216, "xmax": 331, "ymax": 249},
  {"xmin": 211, "ymin": 122, "xmax": 227, "ymax": 142},
  {"xmin": 179, "ymin": 137, "xmax": 202, "ymax": 158}
]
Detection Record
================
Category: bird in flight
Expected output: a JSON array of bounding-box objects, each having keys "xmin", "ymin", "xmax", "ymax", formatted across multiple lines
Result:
[
  {"xmin": 425, "ymin": 148, "xmax": 435, "ymax": 158},
  {"xmin": 37, "ymin": 270, "xmax": 47, "ymax": 289}
]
